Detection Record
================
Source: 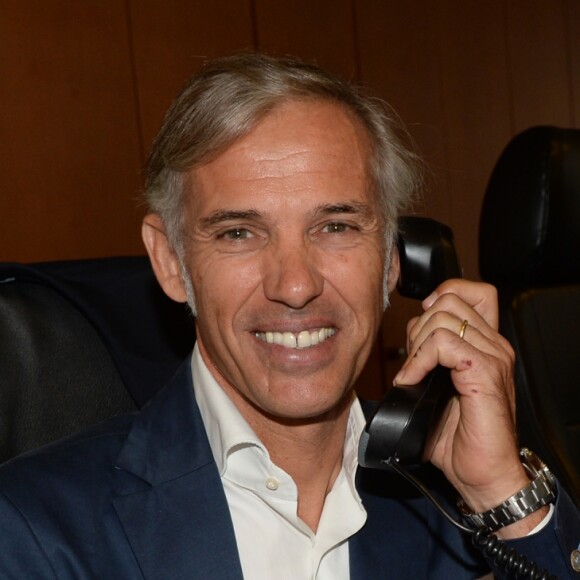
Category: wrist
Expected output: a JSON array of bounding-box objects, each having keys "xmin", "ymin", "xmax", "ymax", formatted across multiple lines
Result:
[
  {"xmin": 457, "ymin": 449, "xmax": 557, "ymax": 535},
  {"xmin": 457, "ymin": 466, "xmax": 530, "ymax": 514},
  {"xmin": 454, "ymin": 447, "xmax": 531, "ymax": 513},
  {"xmin": 494, "ymin": 505, "xmax": 550, "ymax": 540}
]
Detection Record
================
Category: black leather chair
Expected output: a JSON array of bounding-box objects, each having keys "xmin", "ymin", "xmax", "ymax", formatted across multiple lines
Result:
[
  {"xmin": 479, "ymin": 126, "xmax": 580, "ymax": 505},
  {"xmin": 0, "ymin": 256, "xmax": 195, "ymax": 464}
]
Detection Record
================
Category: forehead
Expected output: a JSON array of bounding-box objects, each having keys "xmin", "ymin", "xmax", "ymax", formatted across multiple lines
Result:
[{"xmin": 186, "ymin": 99, "xmax": 376, "ymax": 213}]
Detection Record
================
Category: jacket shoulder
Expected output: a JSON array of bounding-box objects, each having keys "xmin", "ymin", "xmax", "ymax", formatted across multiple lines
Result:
[{"xmin": 0, "ymin": 412, "xmax": 136, "ymax": 492}]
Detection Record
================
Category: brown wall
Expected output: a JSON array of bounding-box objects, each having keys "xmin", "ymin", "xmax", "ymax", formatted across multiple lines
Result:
[{"xmin": 1, "ymin": 0, "xmax": 578, "ymax": 394}]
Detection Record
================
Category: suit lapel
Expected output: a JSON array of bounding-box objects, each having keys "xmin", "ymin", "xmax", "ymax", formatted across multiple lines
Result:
[{"xmin": 112, "ymin": 359, "xmax": 244, "ymax": 579}]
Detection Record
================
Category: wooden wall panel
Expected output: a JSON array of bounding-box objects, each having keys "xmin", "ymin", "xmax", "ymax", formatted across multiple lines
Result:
[
  {"xmin": 505, "ymin": 0, "xmax": 573, "ymax": 131},
  {"xmin": 435, "ymin": 0, "xmax": 512, "ymax": 280},
  {"xmin": 129, "ymin": 0, "xmax": 255, "ymax": 152},
  {"xmin": 357, "ymin": 0, "xmax": 450, "ymax": 221},
  {"xmin": 253, "ymin": 0, "xmax": 357, "ymax": 79},
  {"xmin": 0, "ymin": 1, "xmax": 144, "ymax": 261},
  {"xmin": 566, "ymin": 0, "xmax": 580, "ymax": 125}
]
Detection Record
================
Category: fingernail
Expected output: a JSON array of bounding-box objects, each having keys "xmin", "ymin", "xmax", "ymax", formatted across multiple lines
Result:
[{"xmin": 422, "ymin": 293, "xmax": 436, "ymax": 309}]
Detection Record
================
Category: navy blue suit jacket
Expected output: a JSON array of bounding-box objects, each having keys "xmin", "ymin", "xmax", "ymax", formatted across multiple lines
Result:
[{"xmin": 0, "ymin": 358, "xmax": 577, "ymax": 578}]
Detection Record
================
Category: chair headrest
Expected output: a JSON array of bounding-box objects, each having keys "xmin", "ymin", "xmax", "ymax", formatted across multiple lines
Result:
[{"xmin": 479, "ymin": 126, "xmax": 580, "ymax": 288}]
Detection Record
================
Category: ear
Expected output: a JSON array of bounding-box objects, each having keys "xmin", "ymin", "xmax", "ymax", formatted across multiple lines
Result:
[
  {"xmin": 142, "ymin": 214, "xmax": 188, "ymax": 303},
  {"xmin": 386, "ymin": 245, "xmax": 400, "ymax": 293}
]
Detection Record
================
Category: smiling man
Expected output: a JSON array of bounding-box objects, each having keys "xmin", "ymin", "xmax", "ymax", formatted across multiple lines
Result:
[
  {"xmin": 143, "ymin": 97, "xmax": 391, "ymax": 538},
  {"xmin": 0, "ymin": 53, "xmax": 578, "ymax": 579}
]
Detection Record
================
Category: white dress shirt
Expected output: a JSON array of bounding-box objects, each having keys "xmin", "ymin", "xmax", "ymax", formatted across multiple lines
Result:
[{"xmin": 191, "ymin": 344, "xmax": 367, "ymax": 579}]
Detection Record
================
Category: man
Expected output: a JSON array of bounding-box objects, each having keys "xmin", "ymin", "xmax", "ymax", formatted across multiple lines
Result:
[{"xmin": 0, "ymin": 53, "xmax": 577, "ymax": 578}]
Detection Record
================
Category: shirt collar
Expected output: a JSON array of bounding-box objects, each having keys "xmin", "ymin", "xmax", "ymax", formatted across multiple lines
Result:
[
  {"xmin": 190, "ymin": 342, "xmax": 367, "ymax": 487},
  {"xmin": 191, "ymin": 343, "xmax": 263, "ymax": 476}
]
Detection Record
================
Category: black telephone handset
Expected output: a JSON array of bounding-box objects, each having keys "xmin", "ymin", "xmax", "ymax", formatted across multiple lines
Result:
[
  {"xmin": 358, "ymin": 217, "xmax": 557, "ymax": 580},
  {"xmin": 359, "ymin": 216, "xmax": 461, "ymax": 469}
]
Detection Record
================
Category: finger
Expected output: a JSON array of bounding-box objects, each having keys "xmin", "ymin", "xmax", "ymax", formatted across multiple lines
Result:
[
  {"xmin": 423, "ymin": 279, "xmax": 499, "ymax": 329},
  {"xmin": 395, "ymin": 325, "xmax": 514, "ymax": 402},
  {"xmin": 394, "ymin": 327, "xmax": 469, "ymax": 386},
  {"xmin": 408, "ymin": 304, "xmax": 513, "ymax": 360}
]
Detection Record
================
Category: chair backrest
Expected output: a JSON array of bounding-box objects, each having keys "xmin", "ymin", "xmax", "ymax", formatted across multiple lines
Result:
[
  {"xmin": 0, "ymin": 256, "xmax": 195, "ymax": 464},
  {"xmin": 479, "ymin": 125, "xmax": 580, "ymax": 505}
]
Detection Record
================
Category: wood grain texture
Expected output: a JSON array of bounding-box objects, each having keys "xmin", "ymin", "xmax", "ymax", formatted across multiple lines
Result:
[
  {"xmin": 129, "ymin": 0, "xmax": 255, "ymax": 151},
  {"xmin": 505, "ymin": 0, "xmax": 572, "ymax": 131},
  {"xmin": 253, "ymin": 0, "xmax": 357, "ymax": 79},
  {"xmin": 0, "ymin": 1, "xmax": 143, "ymax": 261},
  {"xmin": 433, "ymin": 0, "xmax": 512, "ymax": 280},
  {"xmin": 566, "ymin": 0, "xmax": 580, "ymax": 125}
]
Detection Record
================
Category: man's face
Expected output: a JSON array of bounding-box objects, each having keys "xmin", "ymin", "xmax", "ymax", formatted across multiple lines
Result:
[{"xmin": 180, "ymin": 100, "xmax": 397, "ymax": 422}]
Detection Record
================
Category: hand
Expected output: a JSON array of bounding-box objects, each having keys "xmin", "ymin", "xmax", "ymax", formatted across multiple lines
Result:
[{"xmin": 393, "ymin": 279, "xmax": 544, "ymax": 537}]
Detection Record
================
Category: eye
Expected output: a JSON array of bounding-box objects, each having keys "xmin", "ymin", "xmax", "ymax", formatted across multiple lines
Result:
[
  {"xmin": 220, "ymin": 227, "xmax": 254, "ymax": 241},
  {"xmin": 321, "ymin": 222, "xmax": 353, "ymax": 234}
]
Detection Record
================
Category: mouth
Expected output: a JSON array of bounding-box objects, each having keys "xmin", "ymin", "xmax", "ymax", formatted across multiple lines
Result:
[{"xmin": 254, "ymin": 327, "xmax": 337, "ymax": 349}]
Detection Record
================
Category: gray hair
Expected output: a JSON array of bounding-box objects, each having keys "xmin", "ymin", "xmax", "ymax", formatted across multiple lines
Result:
[{"xmin": 144, "ymin": 53, "xmax": 421, "ymax": 310}]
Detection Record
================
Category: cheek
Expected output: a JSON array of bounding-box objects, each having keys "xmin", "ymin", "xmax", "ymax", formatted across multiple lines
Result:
[
  {"xmin": 328, "ymin": 250, "xmax": 385, "ymax": 310},
  {"xmin": 191, "ymin": 256, "xmax": 264, "ymax": 321}
]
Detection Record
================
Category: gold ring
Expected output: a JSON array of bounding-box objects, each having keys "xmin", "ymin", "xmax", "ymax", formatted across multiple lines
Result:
[{"xmin": 459, "ymin": 319, "xmax": 468, "ymax": 339}]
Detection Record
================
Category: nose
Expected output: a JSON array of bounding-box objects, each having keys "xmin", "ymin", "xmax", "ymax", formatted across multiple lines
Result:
[{"xmin": 262, "ymin": 239, "xmax": 324, "ymax": 308}]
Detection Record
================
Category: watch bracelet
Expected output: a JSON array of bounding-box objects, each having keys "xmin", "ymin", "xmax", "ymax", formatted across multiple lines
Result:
[{"xmin": 457, "ymin": 449, "xmax": 557, "ymax": 532}]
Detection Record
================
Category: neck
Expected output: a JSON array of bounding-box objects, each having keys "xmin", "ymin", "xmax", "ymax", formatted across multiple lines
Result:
[{"xmin": 247, "ymin": 395, "xmax": 353, "ymax": 532}]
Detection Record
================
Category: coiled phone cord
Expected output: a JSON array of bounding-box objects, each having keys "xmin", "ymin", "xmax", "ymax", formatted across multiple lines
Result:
[{"xmin": 386, "ymin": 458, "xmax": 558, "ymax": 580}]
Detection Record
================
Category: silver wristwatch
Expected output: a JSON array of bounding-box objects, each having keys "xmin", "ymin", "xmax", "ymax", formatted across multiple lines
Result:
[{"xmin": 457, "ymin": 448, "xmax": 557, "ymax": 532}]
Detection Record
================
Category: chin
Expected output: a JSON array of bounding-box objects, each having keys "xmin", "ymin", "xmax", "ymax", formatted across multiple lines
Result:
[{"xmin": 262, "ymin": 388, "xmax": 354, "ymax": 424}]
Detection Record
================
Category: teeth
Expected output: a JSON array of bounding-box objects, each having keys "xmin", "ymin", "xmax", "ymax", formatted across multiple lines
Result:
[
  {"xmin": 255, "ymin": 328, "xmax": 336, "ymax": 349},
  {"xmin": 297, "ymin": 330, "xmax": 311, "ymax": 348}
]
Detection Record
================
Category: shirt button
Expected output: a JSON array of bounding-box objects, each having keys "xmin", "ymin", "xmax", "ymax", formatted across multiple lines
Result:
[
  {"xmin": 265, "ymin": 477, "xmax": 279, "ymax": 491},
  {"xmin": 571, "ymin": 549, "xmax": 580, "ymax": 572}
]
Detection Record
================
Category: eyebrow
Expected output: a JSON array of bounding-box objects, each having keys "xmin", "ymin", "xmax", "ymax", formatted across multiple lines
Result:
[
  {"xmin": 313, "ymin": 202, "xmax": 376, "ymax": 220},
  {"xmin": 200, "ymin": 209, "xmax": 262, "ymax": 228}
]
